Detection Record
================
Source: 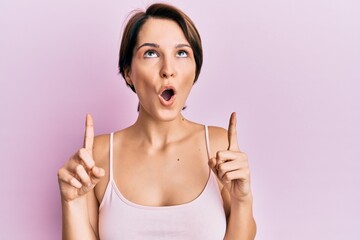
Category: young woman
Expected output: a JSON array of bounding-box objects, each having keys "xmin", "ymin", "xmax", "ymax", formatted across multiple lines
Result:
[{"xmin": 58, "ymin": 3, "xmax": 256, "ymax": 239}]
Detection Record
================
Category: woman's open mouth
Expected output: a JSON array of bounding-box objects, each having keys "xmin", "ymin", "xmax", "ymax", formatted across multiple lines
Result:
[{"xmin": 159, "ymin": 86, "xmax": 176, "ymax": 106}]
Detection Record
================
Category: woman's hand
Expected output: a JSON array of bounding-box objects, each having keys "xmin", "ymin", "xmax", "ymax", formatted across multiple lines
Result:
[
  {"xmin": 58, "ymin": 114, "xmax": 105, "ymax": 202},
  {"xmin": 209, "ymin": 112, "xmax": 252, "ymax": 202}
]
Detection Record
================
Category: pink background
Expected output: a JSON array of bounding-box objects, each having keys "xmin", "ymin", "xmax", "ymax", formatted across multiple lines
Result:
[{"xmin": 1, "ymin": 0, "xmax": 359, "ymax": 239}]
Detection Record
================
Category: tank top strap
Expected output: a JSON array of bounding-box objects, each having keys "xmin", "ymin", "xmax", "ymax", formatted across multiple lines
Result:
[
  {"xmin": 109, "ymin": 132, "xmax": 114, "ymax": 180},
  {"xmin": 204, "ymin": 125, "xmax": 211, "ymax": 159}
]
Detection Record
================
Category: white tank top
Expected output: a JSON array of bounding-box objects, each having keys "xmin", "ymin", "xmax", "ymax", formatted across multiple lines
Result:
[{"xmin": 98, "ymin": 126, "xmax": 227, "ymax": 239}]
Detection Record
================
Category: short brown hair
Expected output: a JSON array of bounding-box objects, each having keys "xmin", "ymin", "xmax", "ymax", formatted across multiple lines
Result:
[{"xmin": 119, "ymin": 3, "xmax": 203, "ymax": 92}]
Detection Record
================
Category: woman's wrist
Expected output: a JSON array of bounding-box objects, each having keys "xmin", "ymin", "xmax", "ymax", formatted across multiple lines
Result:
[
  {"xmin": 231, "ymin": 192, "xmax": 254, "ymax": 206},
  {"xmin": 61, "ymin": 195, "xmax": 88, "ymax": 212}
]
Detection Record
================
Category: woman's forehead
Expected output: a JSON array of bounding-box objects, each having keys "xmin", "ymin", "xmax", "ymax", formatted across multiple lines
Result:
[{"xmin": 137, "ymin": 18, "xmax": 189, "ymax": 46}]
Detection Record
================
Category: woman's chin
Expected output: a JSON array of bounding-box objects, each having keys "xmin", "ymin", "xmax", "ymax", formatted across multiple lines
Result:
[
  {"xmin": 155, "ymin": 108, "xmax": 182, "ymax": 122},
  {"xmin": 139, "ymin": 102, "xmax": 185, "ymax": 122}
]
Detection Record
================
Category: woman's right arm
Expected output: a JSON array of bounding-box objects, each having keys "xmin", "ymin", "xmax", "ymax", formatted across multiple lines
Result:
[{"xmin": 58, "ymin": 114, "xmax": 105, "ymax": 240}]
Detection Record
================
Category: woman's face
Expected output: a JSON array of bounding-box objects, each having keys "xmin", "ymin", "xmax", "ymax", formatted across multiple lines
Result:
[{"xmin": 126, "ymin": 18, "xmax": 196, "ymax": 121}]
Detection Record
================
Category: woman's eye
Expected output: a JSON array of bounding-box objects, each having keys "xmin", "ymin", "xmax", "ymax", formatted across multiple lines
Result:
[
  {"xmin": 176, "ymin": 50, "xmax": 188, "ymax": 58},
  {"xmin": 144, "ymin": 50, "xmax": 158, "ymax": 58}
]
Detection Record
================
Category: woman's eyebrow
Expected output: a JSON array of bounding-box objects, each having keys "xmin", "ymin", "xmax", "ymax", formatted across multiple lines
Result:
[
  {"xmin": 136, "ymin": 43, "xmax": 159, "ymax": 51},
  {"xmin": 137, "ymin": 43, "xmax": 191, "ymax": 50},
  {"xmin": 176, "ymin": 43, "xmax": 191, "ymax": 48}
]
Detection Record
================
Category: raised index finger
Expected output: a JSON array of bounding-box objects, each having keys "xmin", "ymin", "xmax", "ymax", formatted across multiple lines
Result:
[
  {"xmin": 84, "ymin": 114, "xmax": 94, "ymax": 156},
  {"xmin": 228, "ymin": 112, "xmax": 240, "ymax": 151}
]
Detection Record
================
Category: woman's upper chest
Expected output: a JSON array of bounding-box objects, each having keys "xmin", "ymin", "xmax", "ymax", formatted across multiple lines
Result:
[
  {"xmin": 114, "ymin": 136, "xmax": 209, "ymax": 206},
  {"xmin": 112, "ymin": 127, "xmax": 210, "ymax": 206}
]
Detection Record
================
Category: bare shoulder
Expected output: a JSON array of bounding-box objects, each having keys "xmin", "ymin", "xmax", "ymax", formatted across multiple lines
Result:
[
  {"xmin": 92, "ymin": 128, "xmax": 131, "ymax": 173},
  {"xmin": 92, "ymin": 134, "xmax": 111, "ymax": 204},
  {"xmin": 207, "ymin": 126, "xmax": 228, "ymax": 157},
  {"xmin": 93, "ymin": 134, "xmax": 110, "ymax": 169}
]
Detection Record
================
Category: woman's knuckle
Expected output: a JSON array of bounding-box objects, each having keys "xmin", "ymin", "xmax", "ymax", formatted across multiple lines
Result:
[
  {"xmin": 57, "ymin": 168, "xmax": 66, "ymax": 178},
  {"xmin": 216, "ymin": 150, "xmax": 224, "ymax": 159},
  {"xmin": 75, "ymin": 164, "xmax": 83, "ymax": 173},
  {"xmin": 223, "ymin": 173, "xmax": 231, "ymax": 181},
  {"xmin": 218, "ymin": 163, "xmax": 226, "ymax": 172}
]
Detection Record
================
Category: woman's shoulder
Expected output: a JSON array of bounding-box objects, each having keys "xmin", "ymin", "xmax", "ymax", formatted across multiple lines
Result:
[
  {"xmin": 187, "ymin": 120, "xmax": 228, "ymax": 148},
  {"xmin": 93, "ymin": 134, "xmax": 111, "ymax": 166},
  {"xmin": 206, "ymin": 125, "xmax": 229, "ymax": 157},
  {"xmin": 92, "ymin": 128, "xmax": 129, "ymax": 165}
]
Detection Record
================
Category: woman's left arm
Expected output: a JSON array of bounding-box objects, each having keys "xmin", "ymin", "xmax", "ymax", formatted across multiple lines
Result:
[
  {"xmin": 222, "ymin": 191, "xmax": 256, "ymax": 240},
  {"xmin": 209, "ymin": 113, "xmax": 256, "ymax": 239}
]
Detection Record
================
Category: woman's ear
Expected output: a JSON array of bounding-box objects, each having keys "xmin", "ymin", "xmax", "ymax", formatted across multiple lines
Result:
[{"xmin": 124, "ymin": 68, "xmax": 133, "ymax": 86}]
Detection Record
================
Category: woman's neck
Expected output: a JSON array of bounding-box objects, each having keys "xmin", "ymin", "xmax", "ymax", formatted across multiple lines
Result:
[{"xmin": 132, "ymin": 109, "xmax": 188, "ymax": 150}]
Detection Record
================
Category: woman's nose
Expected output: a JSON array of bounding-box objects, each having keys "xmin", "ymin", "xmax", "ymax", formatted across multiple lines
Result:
[{"xmin": 160, "ymin": 57, "xmax": 176, "ymax": 78}]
